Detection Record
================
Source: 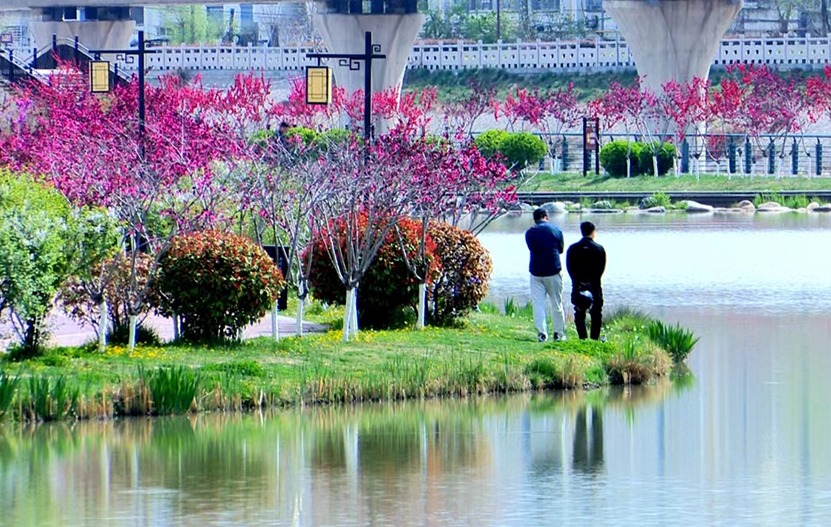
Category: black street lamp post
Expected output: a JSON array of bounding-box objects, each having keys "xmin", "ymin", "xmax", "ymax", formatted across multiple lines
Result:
[
  {"xmin": 88, "ymin": 30, "xmax": 158, "ymax": 155},
  {"xmin": 307, "ymin": 31, "xmax": 386, "ymax": 141}
]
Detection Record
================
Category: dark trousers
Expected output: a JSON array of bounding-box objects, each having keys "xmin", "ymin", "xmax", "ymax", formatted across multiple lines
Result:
[{"xmin": 571, "ymin": 284, "xmax": 603, "ymax": 340}]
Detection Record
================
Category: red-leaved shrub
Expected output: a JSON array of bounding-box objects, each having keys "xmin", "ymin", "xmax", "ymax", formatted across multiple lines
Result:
[{"xmin": 156, "ymin": 231, "xmax": 284, "ymax": 343}]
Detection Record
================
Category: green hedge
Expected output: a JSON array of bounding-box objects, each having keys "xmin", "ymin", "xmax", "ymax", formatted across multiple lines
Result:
[{"xmin": 599, "ymin": 140, "xmax": 676, "ymax": 177}]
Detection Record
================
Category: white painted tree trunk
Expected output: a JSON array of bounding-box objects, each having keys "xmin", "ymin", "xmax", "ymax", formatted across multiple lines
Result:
[
  {"xmin": 342, "ymin": 288, "xmax": 354, "ymax": 342},
  {"xmin": 626, "ymin": 154, "xmax": 632, "ymax": 178},
  {"xmin": 653, "ymin": 155, "xmax": 659, "ymax": 178},
  {"xmin": 350, "ymin": 287, "xmax": 359, "ymax": 336},
  {"xmin": 173, "ymin": 313, "xmax": 179, "ymax": 341},
  {"xmin": 98, "ymin": 299, "xmax": 108, "ymax": 353},
  {"xmin": 296, "ymin": 297, "xmax": 305, "ymax": 337},
  {"xmin": 416, "ymin": 282, "xmax": 427, "ymax": 329},
  {"xmin": 776, "ymin": 156, "xmax": 783, "ymax": 179},
  {"xmin": 128, "ymin": 314, "xmax": 137, "ymax": 351},
  {"xmin": 271, "ymin": 300, "xmax": 280, "ymax": 341}
]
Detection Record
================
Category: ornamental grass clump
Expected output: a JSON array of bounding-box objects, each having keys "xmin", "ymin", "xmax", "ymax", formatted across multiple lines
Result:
[
  {"xmin": 605, "ymin": 337, "xmax": 670, "ymax": 385},
  {"xmin": 646, "ymin": 320, "xmax": 700, "ymax": 363},
  {"xmin": 0, "ymin": 371, "xmax": 19, "ymax": 421},
  {"xmin": 157, "ymin": 231, "xmax": 284, "ymax": 343},
  {"xmin": 141, "ymin": 365, "xmax": 200, "ymax": 415},
  {"xmin": 22, "ymin": 375, "xmax": 79, "ymax": 421}
]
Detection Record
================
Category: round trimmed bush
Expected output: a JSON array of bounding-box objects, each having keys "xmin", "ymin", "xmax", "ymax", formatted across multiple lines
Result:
[
  {"xmin": 498, "ymin": 132, "xmax": 547, "ymax": 170},
  {"xmin": 599, "ymin": 140, "xmax": 642, "ymax": 177},
  {"xmin": 474, "ymin": 129, "xmax": 509, "ymax": 159},
  {"xmin": 637, "ymin": 142, "xmax": 677, "ymax": 176},
  {"xmin": 427, "ymin": 221, "xmax": 492, "ymax": 326},
  {"xmin": 306, "ymin": 216, "xmax": 438, "ymax": 329},
  {"xmin": 157, "ymin": 231, "xmax": 284, "ymax": 343},
  {"xmin": 284, "ymin": 126, "xmax": 318, "ymax": 145}
]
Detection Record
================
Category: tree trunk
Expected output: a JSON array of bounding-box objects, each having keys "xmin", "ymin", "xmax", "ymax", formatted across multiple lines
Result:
[
  {"xmin": 271, "ymin": 300, "xmax": 280, "ymax": 341},
  {"xmin": 98, "ymin": 298, "xmax": 108, "ymax": 353},
  {"xmin": 342, "ymin": 288, "xmax": 354, "ymax": 342},
  {"xmin": 296, "ymin": 297, "xmax": 305, "ymax": 337},
  {"xmin": 173, "ymin": 313, "xmax": 180, "ymax": 341},
  {"xmin": 128, "ymin": 314, "xmax": 138, "ymax": 351},
  {"xmin": 416, "ymin": 282, "xmax": 427, "ymax": 329},
  {"xmin": 652, "ymin": 154, "xmax": 659, "ymax": 178}
]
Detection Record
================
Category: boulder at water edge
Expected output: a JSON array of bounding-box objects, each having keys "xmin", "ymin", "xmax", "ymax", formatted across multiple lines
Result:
[
  {"xmin": 686, "ymin": 200, "xmax": 714, "ymax": 213},
  {"xmin": 541, "ymin": 201, "xmax": 568, "ymax": 214},
  {"xmin": 757, "ymin": 201, "xmax": 790, "ymax": 213},
  {"xmin": 736, "ymin": 200, "xmax": 756, "ymax": 212}
]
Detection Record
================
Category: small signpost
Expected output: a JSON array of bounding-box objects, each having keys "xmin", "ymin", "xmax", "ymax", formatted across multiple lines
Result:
[{"xmin": 582, "ymin": 117, "xmax": 600, "ymax": 176}]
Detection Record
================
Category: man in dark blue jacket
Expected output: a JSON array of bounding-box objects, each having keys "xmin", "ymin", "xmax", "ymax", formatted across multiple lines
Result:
[
  {"xmin": 566, "ymin": 221, "xmax": 606, "ymax": 340},
  {"xmin": 525, "ymin": 208, "xmax": 566, "ymax": 342}
]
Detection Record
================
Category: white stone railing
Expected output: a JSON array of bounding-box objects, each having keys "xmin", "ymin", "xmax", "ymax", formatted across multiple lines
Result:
[{"xmin": 14, "ymin": 35, "xmax": 831, "ymax": 73}]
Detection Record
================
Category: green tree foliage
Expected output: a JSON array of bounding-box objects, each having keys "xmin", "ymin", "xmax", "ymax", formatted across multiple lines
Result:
[
  {"xmin": 156, "ymin": 231, "xmax": 284, "ymax": 343},
  {"xmin": 427, "ymin": 222, "xmax": 492, "ymax": 326},
  {"xmin": 0, "ymin": 171, "xmax": 76, "ymax": 356},
  {"xmin": 161, "ymin": 6, "xmax": 223, "ymax": 45}
]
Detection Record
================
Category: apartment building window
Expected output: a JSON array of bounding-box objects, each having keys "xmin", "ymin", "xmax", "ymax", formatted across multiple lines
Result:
[{"xmin": 531, "ymin": 0, "xmax": 561, "ymax": 10}]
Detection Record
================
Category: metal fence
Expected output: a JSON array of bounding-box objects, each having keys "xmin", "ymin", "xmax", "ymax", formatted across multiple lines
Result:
[{"xmin": 518, "ymin": 132, "xmax": 831, "ymax": 177}]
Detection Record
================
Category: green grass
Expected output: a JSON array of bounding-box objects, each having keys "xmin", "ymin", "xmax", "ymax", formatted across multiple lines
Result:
[
  {"xmin": 403, "ymin": 68, "xmax": 639, "ymax": 102},
  {"xmin": 0, "ymin": 306, "xmax": 699, "ymax": 422},
  {"xmin": 522, "ymin": 172, "xmax": 831, "ymax": 193}
]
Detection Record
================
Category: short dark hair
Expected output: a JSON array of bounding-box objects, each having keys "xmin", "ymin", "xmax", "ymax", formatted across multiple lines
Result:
[
  {"xmin": 533, "ymin": 208, "xmax": 548, "ymax": 222},
  {"xmin": 279, "ymin": 121, "xmax": 291, "ymax": 129},
  {"xmin": 580, "ymin": 221, "xmax": 596, "ymax": 237}
]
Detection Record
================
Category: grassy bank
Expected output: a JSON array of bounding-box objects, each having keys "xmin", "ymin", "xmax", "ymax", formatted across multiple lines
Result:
[
  {"xmin": 402, "ymin": 67, "xmax": 826, "ymax": 103},
  {"xmin": 524, "ymin": 172, "xmax": 831, "ymax": 193},
  {"xmin": 0, "ymin": 304, "xmax": 695, "ymax": 422}
]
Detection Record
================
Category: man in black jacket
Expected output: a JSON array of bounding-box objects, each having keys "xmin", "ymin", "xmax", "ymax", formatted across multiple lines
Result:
[{"xmin": 566, "ymin": 221, "xmax": 606, "ymax": 340}]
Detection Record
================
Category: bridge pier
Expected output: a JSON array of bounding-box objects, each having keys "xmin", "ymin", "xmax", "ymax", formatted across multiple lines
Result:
[
  {"xmin": 603, "ymin": 0, "xmax": 742, "ymax": 93},
  {"xmin": 30, "ymin": 6, "xmax": 135, "ymax": 50},
  {"xmin": 314, "ymin": 13, "xmax": 424, "ymax": 133}
]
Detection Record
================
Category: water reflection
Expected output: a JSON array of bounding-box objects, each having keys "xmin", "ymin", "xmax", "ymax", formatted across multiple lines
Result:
[{"xmin": 0, "ymin": 386, "xmax": 675, "ymax": 527}]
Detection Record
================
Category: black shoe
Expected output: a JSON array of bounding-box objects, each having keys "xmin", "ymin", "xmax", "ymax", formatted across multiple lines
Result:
[
  {"xmin": 553, "ymin": 333, "xmax": 567, "ymax": 342},
  {"xmin": 538, "ymin": 333, "xmax": 547, "ymax": 342}
]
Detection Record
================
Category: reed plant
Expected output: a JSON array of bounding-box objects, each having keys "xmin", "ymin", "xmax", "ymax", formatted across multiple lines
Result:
[
  {"xmin": 22, "ymin": 375, "xmax": 79, "ymax": 421},
  {"xmin": 605, "ymin": 337, "xmax": 668, "ymax": 385},
  {"xmin": 645, "ymin": 320, "xmax": 700, "ymax": 363},
  {"xmin": 525, "ymin": 355, "xmax": 586, "ymax": 390},
  {"xmin": 503, "ymin": 297, "xmax": 532, "ymax": 318},
  {"xmin": 0, "ymin": 371, "xmax": 19, "ymax": 421},
  {"xmin": 140, "ymin": 365, "xmax": 200, "ymax": 415}
]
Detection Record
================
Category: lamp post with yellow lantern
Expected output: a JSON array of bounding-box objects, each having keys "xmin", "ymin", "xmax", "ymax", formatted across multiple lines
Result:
[
  {"xmin": 88, "ymin": 30, "xmax": 158, "ymax": 159},
  {"xmin": 306, "ymin": 31, "xmax": 386, "ymax": 141}
]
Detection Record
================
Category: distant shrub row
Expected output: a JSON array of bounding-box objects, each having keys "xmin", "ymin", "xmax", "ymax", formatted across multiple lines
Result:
[{"xmin": 599, "ymin": 140, "xmax": 677, "ymax": 177}]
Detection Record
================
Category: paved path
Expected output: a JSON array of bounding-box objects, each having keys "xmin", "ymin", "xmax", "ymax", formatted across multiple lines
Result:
[{"xmin": 0, "ymin": 309, "xmax": 328, "ymax": 351}]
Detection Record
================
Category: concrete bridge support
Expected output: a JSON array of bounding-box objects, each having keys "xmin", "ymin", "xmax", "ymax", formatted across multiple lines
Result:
[
  {"xmin": 314, "ymin": 13, "xmax": 424, "ymax": 131},
  {"xmin": 603, "ymin": 0, "xmax": 742, "ymax": 93},
  {"xmin": 31, "ymin": 20, "xmax": 135, "ymax": 50},
  {"xmin": 30, "ymin": 6, "xmax": 135, "ymax": 50}
]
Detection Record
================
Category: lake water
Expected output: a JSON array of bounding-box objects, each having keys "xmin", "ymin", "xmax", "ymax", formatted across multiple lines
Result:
[{"xmin": 2, "ymin": 212, "xmax": 831, "ymax": 526}]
